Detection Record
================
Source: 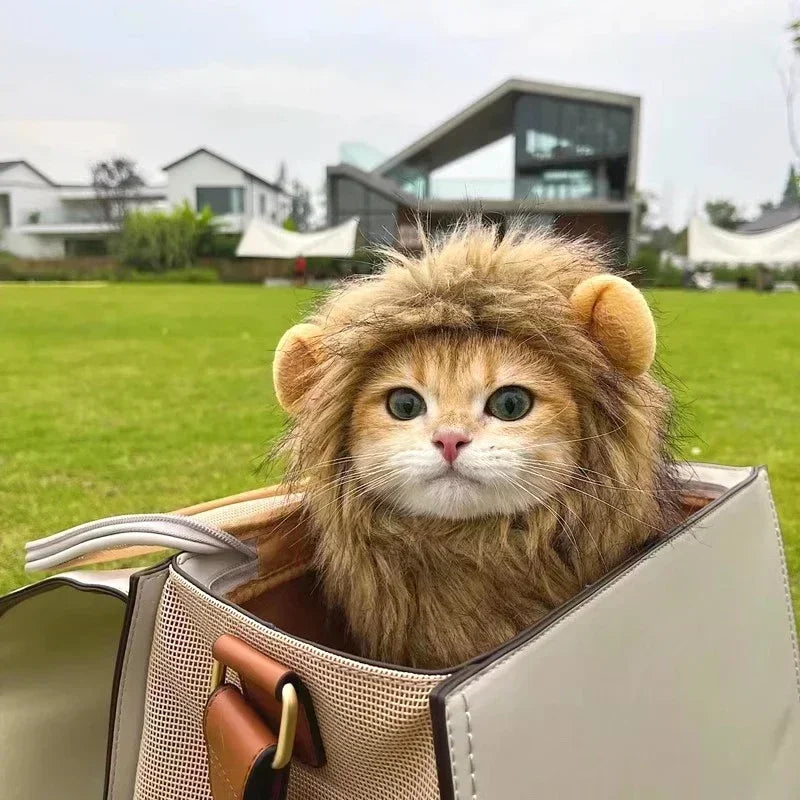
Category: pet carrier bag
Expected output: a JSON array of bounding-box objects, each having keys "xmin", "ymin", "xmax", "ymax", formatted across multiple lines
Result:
[{"xmin": 2, "ymin": 463, "xmax": 799, "ymax": 799}]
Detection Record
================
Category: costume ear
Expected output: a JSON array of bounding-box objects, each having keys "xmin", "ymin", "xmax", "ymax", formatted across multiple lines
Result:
[
  {"xmin": 570, "ymin": 274, "xmax": 656, "ymax": 377},
  {"xmin": 273, "ymin": 323, "xmax": 323, "ymax": 413}
]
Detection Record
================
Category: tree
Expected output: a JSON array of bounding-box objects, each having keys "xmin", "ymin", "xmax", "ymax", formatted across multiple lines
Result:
[
  {"xmin": 782, "ymin": 165, "xmax": 800, "ymax": 205},
  {"xmin": 91, "ymin": 158, "xmax": 145, "ymax": 226},
  {"xmin": 781, "ymin": 16, "xmax": 800, "ymax": 164},
  {"xmin": 275, "ymin": 161, "xmax": 288, "ymax": 190},
  {"xmin": 289, "ymin": 179, "xmax": 313, "ymax": 231},
  {"xmin": 704, "ymin": 199, "xmax": 741, "ymax": 230}
]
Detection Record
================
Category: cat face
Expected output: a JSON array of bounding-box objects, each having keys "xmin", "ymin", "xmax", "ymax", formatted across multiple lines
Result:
[{"xmin": 348, "ymin": 332, "xmax": 581, "ymax": 520}]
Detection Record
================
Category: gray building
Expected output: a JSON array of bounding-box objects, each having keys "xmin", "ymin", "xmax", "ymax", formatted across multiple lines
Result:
[{"xmin": 327, "ymin": 77, "xmax": 641, "ymax": 257}]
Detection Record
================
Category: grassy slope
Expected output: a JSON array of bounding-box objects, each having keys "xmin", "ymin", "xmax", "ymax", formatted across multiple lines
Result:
[{"xmin": 1, "ymin": 285, "xmax": 798, "ymax": 615}]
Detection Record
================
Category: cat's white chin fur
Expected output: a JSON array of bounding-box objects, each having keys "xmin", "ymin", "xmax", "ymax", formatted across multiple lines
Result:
[
  {"xmin": 352, "ymin": 441, "xmax": 573, "ymax": 521},
  {"xmin": 388, "ymin": 473, "xmax": 545, "ymax": 519},
  {"xmin": 354, "ymin": 454, "xmax": 562, "ymax": 519}
]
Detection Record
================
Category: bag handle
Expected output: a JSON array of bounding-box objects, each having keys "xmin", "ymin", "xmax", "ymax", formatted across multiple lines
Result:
[{"xmin": 25, "ymin": 486, "xmax": 302, "ymax": 572}]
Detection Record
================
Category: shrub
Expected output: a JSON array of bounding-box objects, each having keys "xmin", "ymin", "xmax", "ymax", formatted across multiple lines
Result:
[
  {"xmin": 628, "ymin": 247, "xmax": 684, "ymax": 288},
  {"xmin": 710, "ymin": 264, "xmax": 754, "ymax": 287},
  {"xmin": 629, "ymin": 246, "xmax": 661, "ymax": 286},
  {"xmin": 657, "ymin": 259, "xmax": 684, "ymax": 288},
  {"xmin": 116, "ymin": 203, "xmax": 218, "ymax": 272}
]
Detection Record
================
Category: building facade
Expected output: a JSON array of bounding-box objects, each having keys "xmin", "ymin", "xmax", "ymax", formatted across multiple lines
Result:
[
  {"xmin": 162, "ymin": 148, "xmax": 291, "ymax": 234},
  {"xmin": 327, "ymin": 77, "xmax": 640, "ymax": 258},
  {"xmin": 0, "ymin": 148, "xmax": 291, "ymax": 259},
  {"xmin": 0, "ymin": 160, "xmax": 164, "ymax": 258}
]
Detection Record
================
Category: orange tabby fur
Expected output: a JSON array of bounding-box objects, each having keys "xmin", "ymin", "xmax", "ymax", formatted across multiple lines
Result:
[{"xmin": 277, "ymin": 221, "xmax": 680, "ymax": 669}]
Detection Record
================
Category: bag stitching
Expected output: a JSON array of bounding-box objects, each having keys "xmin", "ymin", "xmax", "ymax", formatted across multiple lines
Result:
[
  {"xmin": 445, "ymin": 702, "xmax": 460, "ymax": 800},
  {"xmin": 208, "ymin": 747, "xmax": 239, "ymax": 800},
  {"xmin": 761, "ymin": 471, "xmax": 800, "ymax": 702},
  {"xmin": 463, "ymin": 693, "xmax": 477, "ymax": 800}
]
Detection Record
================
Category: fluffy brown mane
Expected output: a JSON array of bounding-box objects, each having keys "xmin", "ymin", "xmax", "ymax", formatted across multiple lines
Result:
[{"xmin": 279, "ymin": 220, "xmax": 680, "ymax": 668}]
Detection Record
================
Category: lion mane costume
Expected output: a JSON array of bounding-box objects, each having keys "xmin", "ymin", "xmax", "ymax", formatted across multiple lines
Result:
[{"xmin": 271, "ymin": 221, "xmax": 679, "ymax": 668}]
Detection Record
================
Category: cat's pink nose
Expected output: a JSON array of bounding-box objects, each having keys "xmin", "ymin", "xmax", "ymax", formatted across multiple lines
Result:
[{"xmin": 432, "ymin": 430, "xmax": 472, "ymax": 464}]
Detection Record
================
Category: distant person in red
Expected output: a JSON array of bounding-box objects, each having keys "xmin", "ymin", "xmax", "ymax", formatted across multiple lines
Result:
[{"xmin": 294, "ymin": 256, "xmax": 307, "ymax": 286}]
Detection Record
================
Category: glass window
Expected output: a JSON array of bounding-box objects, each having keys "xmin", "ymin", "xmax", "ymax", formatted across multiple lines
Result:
[
  {"xmin": 196, "ymin": 186, "xmax": 244, "ymax": 215},
  {"xmin": 259, "ymin": 193, "xmax": 267, "ymax": 217},
  {"xmin": 605, "ymin": 108, "xmax": 630, "ymax": 153},
  {"xmin": 517, "ymin": 96, "xmax": 631, "ymax": 162},
  {"xmin": 521, "ymin": 169, "xmax": 596, "ymax": 201}
]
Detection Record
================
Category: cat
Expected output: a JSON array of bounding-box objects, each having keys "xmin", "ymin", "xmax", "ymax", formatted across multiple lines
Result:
[{"xmin": 273, "ymin": 221, "xmax": 680, "ymax": 669}]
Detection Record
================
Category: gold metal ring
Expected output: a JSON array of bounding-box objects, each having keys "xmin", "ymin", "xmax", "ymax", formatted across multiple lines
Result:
[
  {"xmin": 271, "ymin": 683, "xmax": 298, "ymax": 770},
  {"xmin": 208, "ymin": 658, "xmax": 227, "ymax": 694},
  {"xmin": 207, "ymin": 658, "xmax": 298, "ymax": 770}
]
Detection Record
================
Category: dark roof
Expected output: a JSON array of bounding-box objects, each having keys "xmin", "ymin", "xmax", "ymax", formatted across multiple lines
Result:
[
  {"xmin": 161, "ymin": 147, "xmax": 288, "ymax": 194},
  {"xmin": 0, "ymin": 159, "xmax": 56, "ymax": 186},
  {"xmin": 738, "ymin": 205, "xmax": 800, "ymax": 234},
  {"xmin": 375, "ymin": 77, "xmax": 640, "ymax": 177}
]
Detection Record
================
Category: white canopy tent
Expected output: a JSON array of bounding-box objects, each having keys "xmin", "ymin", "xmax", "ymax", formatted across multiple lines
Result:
[
  {"xmin": 688, "ymin": 216, "xmax": 800, "ymax": 265},
  {"xmin": 236, "ymin": 217, "xmax": 359, "ymax": 258}
]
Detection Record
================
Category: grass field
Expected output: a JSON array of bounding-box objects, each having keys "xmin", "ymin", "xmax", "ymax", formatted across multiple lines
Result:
[{"xmin": 1, "ymin": 284, "xmax": 799, "ymax": 619}]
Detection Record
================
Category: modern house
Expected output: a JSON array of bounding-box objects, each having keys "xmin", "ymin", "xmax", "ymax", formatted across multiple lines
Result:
[
  {"xmin": 0, "ymin": 148, "xmax": 292, "ymax": 259},
  {"xmin": 0, "ymin": 160, "xmax": 165, "ymax": 258},
  {"xmin": 327, "ymin": 77, "xmax": 641, "ymax": 257},
  {"xmin": 162, "ymin": 148, "xmax": 291, "ymax": 234}
]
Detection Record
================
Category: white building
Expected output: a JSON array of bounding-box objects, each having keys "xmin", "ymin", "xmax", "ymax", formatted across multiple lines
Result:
[
  {"xmin": 0, "ymin": 148, "xmax": 292, "ymax": 259},
  {"xmin": 163, "ymin": 148, "xmax": 291, "ymax": 234},
  {"xmin": 0, "ymin": 160, "xmax": 165, "ymax": 258}
]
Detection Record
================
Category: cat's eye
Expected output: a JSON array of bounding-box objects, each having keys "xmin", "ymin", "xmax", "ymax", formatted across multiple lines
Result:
[
  {"xmin": 486, "ymin": 386, "xmax": 533, "ymax": 421},
  {"xmin": 387, "ymin": 388, "xmax": 426, "ymax": 420}
]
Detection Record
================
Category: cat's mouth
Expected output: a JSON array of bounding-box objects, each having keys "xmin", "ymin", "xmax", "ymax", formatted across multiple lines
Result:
[{"xmin": 430, "ymin": 468, "xmax": 481, "ymax": 485}]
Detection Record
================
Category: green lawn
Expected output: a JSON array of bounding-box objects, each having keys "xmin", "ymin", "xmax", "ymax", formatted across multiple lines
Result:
[{"xmin": 1, "ymin": 285, "xmax": 799, "ymax": 619}]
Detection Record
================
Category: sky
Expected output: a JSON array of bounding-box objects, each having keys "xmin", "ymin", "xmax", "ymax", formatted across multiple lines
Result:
[{"xmin": 0, "ymin": 0, "xmax": 796, "ymax": 229}]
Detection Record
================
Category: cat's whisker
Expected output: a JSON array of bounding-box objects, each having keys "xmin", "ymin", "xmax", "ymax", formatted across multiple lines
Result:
[
  {"xmin": 522, "ymin": 465, "xmax": 665, "ymax": 535},
  {"xmin": 526, "ymin": 478, "xmax": 605, "ymax": 567},
  {"xmin": 509, "ymin": 476, "xmax": 601, "ymax": 565},
  {"xmin": 531, "ymin": 423, "xmax": 629, "ymax": 448},
  {"xmin": 524, "ymin": 459, "xmax": 653, "ymax": 494}
]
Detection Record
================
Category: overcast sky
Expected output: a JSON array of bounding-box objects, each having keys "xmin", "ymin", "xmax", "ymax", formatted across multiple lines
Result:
[{"xmin": 0, "ymin": 0, "xmax": 795, "ymax": 228}]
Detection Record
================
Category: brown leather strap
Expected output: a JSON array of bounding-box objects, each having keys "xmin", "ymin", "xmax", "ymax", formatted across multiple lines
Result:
[
  {"xmin": 212, "ymin": 635, "xmax": 325, "ymax": 768},
  {"xmin": 204, "ymin": 686, "xmax": 289, "ymax": 800}
]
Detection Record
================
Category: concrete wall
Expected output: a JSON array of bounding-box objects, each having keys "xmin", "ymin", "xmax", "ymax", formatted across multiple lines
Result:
[
  {"xmin": 1, "ymin": 229, "xmax": 65, "ymax": 258},
  {"xmin": 0, "ymin": 165, "xmax": 65, "ymax": 257},
  {"xmin": 1, "ymin": 164, "xmax": 62, "ymax": 227},
  {"xmin": 246, "ymin": 175, "xmax": 291, "ymax": 224}
]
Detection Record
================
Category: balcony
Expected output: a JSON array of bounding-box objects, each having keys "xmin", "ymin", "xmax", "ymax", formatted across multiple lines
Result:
[
  {"xmin": 429, "ymin": 178, "xmax": 514, "ymax": 201},
  {"xmin": 15, "ymin": 209, "xmax": 117, "ymax": 236}
]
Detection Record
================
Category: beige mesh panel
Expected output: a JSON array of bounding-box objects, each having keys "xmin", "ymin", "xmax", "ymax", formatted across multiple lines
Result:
[{"xmin": 133, "ymin": 568, "xmax": 448, "ymax": 800}]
